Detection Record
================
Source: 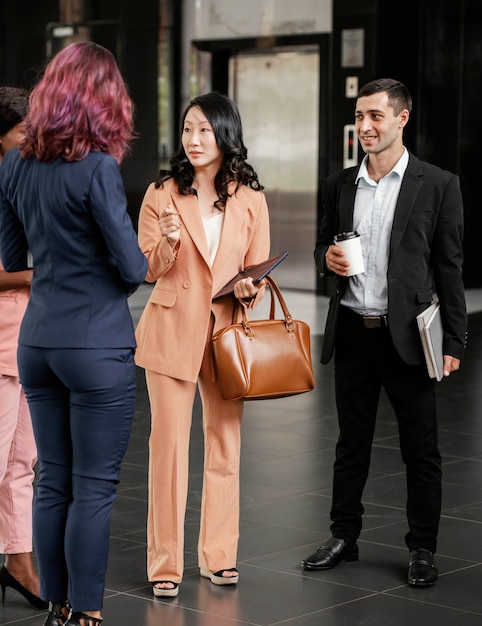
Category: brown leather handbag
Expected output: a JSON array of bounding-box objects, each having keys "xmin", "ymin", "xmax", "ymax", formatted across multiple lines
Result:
[{"xmin": 211, "ymin": 275, "xmax": 315, "ymax": 401}]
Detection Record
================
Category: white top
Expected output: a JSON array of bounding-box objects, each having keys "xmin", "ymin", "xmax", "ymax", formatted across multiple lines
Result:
[{"xmin": 202, "ymin": 212, "xmax": 224, "ymax": 266}]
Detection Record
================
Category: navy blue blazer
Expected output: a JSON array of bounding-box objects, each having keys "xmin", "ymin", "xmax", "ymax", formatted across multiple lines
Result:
[
  {"xmin": 315, "ymin": 153, "xmax": 467, "ymax": 365},
  {"xmin": 0, "ymin": 149, "xmax": 147, "ymax": 348}
]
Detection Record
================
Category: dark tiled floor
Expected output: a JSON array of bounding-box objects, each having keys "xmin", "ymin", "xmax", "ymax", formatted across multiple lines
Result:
[{"xmin": 2, "ymin": 295, "xmax": 482, "ymax": 625}]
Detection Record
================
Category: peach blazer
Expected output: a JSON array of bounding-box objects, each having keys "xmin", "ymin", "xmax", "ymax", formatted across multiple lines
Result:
[{"xmin": 135, "ymin": 178, "xmax": 270, "ymax": 383}]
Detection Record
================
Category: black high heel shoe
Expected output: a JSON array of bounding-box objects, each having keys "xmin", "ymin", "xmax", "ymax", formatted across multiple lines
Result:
[
  {"xmin": 0, "ymin": 564, "xmax": 48, "ymax": 609},
  {"xmin": 43, "ymin": 601, "xmax": 71, "ymax": 626},
  {"xmin": 65, "ymin": 611, "xmax": 103, "ymax": 625}
]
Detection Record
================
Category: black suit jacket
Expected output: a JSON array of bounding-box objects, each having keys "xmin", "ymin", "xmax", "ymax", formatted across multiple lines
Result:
[{"xmin": 315, "ymin": 153, "xmax": 467, "ymax": 365}]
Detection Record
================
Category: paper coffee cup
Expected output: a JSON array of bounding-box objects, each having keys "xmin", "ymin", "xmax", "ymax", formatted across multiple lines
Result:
[{"xmin": 334, "ymin": 231, "xmax": 365, "ymax": 276}]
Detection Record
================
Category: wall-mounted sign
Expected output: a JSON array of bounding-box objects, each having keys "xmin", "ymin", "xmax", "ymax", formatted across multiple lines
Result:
[{"xmin": 341, "ymin": 28, "xmax": 364, "ymax": 68}]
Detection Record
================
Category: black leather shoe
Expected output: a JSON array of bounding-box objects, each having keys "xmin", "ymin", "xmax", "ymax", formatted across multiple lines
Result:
[
  {"xmin": 301, "ymin": 537, "xmax": 358, "ymax": 570},
  {"xmin": 407, "ymin": 549, "xmax": 438, "ymax": 587}
]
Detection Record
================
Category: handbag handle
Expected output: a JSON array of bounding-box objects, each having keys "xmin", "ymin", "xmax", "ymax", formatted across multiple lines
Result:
[{"xmin": 237, "ymin": 275, "xmax": 296, "ymax": 336}]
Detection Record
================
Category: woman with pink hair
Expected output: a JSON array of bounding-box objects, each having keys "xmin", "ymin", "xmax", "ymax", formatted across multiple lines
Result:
[{"xmin": 0, "ymin": 42, "xmax": 147, "ymax": 626}]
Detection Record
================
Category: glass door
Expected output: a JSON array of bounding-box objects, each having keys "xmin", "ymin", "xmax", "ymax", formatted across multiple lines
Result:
[{"xmin": 229, "ymin": 48, "xmax": 319, "ymax": 290}]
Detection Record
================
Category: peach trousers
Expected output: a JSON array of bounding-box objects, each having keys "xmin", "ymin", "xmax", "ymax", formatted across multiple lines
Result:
[
  {"xmin": 145, "ymin": 339, "xmax": 243, "ymax": 584},
  {"xmin": 0, "ymin": 374, "xmax": 37, "ymax": 553}
]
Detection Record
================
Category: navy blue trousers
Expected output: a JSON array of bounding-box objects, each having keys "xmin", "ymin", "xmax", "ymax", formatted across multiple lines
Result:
[
  {"xmin": 17, "ymin": 345, "xmax": 136, "ymax": 611},
  {"xmin": 331, "ymin": 306, "xmax": 441, "ymax": 553}
]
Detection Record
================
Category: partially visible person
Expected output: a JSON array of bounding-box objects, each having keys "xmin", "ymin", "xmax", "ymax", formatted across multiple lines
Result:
[
  {"xmin": 0, "ymin": 86, "xmax": 47, "ymax": 611},
  {"xmin": 0, "ymin": 43, "xmax": 147, "ymax": 626},
  {"xmin": 302, "ymin": 78, "xmax": 466, "ymax": 587},
  {"xmin": 135, "ymin": 92, "xmax": 270, "ymax": 597}
]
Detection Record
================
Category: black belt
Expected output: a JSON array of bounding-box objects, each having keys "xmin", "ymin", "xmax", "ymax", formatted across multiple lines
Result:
[
  {"xmin": 340, "ymin": 306, "xmax": 389, "ymax": 329},
  {"xmin": 362, "ymin": 315, "xmax": 389, "ymax": 329}
]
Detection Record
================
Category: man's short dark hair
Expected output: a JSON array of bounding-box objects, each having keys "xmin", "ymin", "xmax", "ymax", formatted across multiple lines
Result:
[{"xmin": 358, "ymin": 78, "xmax": 412, "ymax": 115}]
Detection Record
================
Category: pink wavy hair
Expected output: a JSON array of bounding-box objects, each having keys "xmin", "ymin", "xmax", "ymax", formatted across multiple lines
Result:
[{"xmin": 21, "ymin": 41, "xmax": 135, "ymax": 163}]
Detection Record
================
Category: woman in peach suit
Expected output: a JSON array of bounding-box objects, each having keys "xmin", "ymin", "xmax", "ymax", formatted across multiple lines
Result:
[{"xmin": 135, "ymin": 92, "xmax": 270, "ymax": 597}]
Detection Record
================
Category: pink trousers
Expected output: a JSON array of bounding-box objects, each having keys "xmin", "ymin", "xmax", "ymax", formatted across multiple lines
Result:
[
  {"xmin": 0, "ymin": 374, "xmax": 37, "ymax": 553},
  {"xmin": 145, "ymin": 343, "xmax": 243, "ymax": 584}
]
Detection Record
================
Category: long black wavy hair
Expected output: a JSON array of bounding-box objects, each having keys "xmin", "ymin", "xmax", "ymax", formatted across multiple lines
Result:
[{"xmin": 154, "ymin": 92, "xmax": 264, "ymax": 210}]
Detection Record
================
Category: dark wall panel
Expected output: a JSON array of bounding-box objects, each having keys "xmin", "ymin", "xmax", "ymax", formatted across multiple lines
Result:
[
  {"xmin": 457, "ymin": 0, "xmax": 482, "ymax": 289},
  {"xmin": 0, "ymin": 0, "xmax": 159, "ymax": 228},
  {"xmin": 0, "ymin": 1, "xmax": 58, "ymax": 87}
]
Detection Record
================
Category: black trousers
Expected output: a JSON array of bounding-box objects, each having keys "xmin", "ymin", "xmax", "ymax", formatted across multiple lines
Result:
[{"xmin": 330, "ymin": 306, "xmax": 441, "ymax": 553}]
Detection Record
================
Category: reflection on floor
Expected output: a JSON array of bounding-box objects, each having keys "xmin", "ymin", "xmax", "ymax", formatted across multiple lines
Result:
[{"xmin": 2, "ymin": 287, "xmax": 482, "ymax": 625}]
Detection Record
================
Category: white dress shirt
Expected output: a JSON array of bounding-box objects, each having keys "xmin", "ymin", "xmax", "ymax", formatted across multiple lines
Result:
[{"xmin": 341, "ymin": 148, "xmax": 409, "ymax": 316}]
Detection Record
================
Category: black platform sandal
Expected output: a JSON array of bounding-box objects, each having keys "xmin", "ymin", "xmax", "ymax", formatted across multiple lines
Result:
[
  {"xmin": 152, "ymin": 580, "xmax": 179, "ymax": 597},
  {"xmin": 43, "ymin": 601, "xmax": 71, "ymax": 626},
  {"xmin": 200, "ymin": 567, "xmax": 239, "ymax": 585},
  {"xmin": 65, "ymin": 612, "xmax": 103, "ymax": 625}
]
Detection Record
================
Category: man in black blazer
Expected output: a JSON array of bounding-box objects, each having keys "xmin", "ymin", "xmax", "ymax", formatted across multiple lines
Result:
[{"xmin": 302, "ymin": 79, "xmax": 467, "ymax": 587}]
